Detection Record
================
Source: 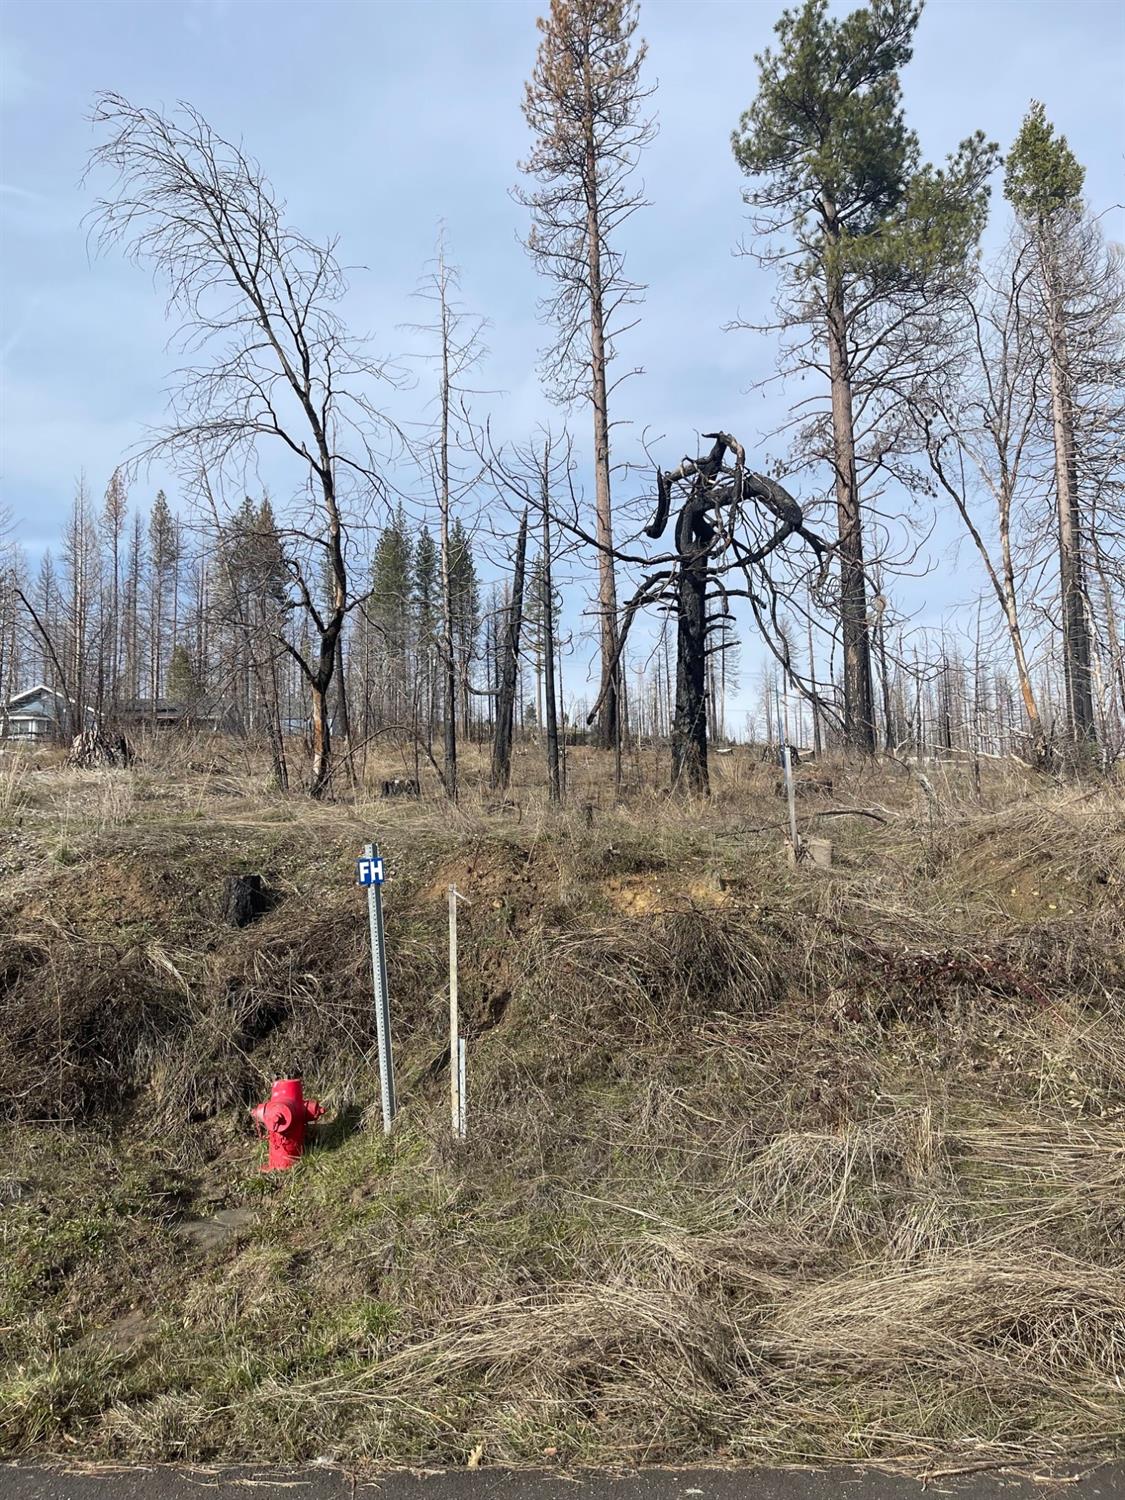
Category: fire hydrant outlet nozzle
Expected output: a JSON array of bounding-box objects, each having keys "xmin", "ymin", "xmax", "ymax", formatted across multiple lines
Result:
[
  {"xmin": 250, "ymin": 1078, "xmax": 324, "ymax": 1172},
  {"xmin": 263, "ymin": 1102, "xmax": 293, "ymax": 1134}
]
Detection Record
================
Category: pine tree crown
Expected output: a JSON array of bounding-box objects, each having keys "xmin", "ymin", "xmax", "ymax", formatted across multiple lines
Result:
[{"xmin": 1004, "ymin": 100, "xmax": 1085, "ymax": 224}]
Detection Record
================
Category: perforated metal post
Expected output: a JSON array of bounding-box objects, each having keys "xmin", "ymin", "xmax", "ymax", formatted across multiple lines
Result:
[{"xmin": 364, "ymin": 841, "xmax": 396, "ymax": 1133}]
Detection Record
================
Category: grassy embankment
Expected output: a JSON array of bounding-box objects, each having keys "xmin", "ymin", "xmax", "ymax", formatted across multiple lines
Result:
[{"xmin": 1, "ymin": 738, "xmax": 1123, "ymax": 1475}]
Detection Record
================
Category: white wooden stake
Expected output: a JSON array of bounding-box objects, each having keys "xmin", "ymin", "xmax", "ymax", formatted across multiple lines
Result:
[
  {"xmin": 448, "ymin": 884, "xmax": 459, "ymax": 1137},
  {"xmin": 449, "ymin": 884, "xmax": 467, "ymax": 1139}
]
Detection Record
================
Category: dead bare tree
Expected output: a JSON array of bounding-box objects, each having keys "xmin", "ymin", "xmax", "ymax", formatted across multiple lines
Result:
[
  {"xmin": 1045, "ymin": 214, "xmax": 1125, "ymax": 760},
  {"xmin": 86, "ymin": 93, "xmax": 399, "ymax": 797},
  {"xmin": 540, "ymin": 472, "xmax": 562, "ymax": 805},
  {"xmin": 14, "ymin": 588, "xmax": 79, "ymax": 737},
  {"xmin": 912, "ymin": 238, "xmax": 1052, "ymax": 765},
  {"xmin": 586, "ymin": 433, "xmax": 832, "ymax": 793},
  {"xmin": 518, "ymin": 0, "xmax": 656, "ymax": 756},
  {"xmin": 491, "ymin": 508, "xmax": 530, "ymax": 792},
  {"xmin": 405, "ymin": 233, "xmax": 488, "ymax": 802},
  {"xmin": 0, "ymin": 519, "xmax": 28, "ymax": 715},
  {"xmin": 485, "ymin": 431, "xmax": 577, "ymax": 803}
]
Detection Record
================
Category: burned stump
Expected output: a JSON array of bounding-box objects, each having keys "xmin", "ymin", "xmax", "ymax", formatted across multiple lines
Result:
[
  {"xmin": 68, "ymin": 729, "xmax": 132, "ymax": 770},
  {"xmin": 221, "ymin": 873, "xmax": 273, "ymax": 928}
]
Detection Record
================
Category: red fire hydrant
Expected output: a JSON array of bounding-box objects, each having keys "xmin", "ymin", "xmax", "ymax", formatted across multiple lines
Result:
[{"xmin": 250, "ymin": 1078, "xmax": 325, "ymax": 1171}]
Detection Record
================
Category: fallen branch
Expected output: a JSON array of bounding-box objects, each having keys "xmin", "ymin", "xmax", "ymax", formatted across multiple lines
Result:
[{"xmin": 810, "ymin": 805, "xmax": 894, "ymax": 824}]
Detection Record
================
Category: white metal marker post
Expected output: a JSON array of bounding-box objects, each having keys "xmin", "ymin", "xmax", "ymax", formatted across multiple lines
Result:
[
  {"xmin": 448, "ymin": 884, "xmax": 467, "ymax": 1140},
  {"xmin": 358, "ymin": 843, "xmax": 396, "ymax": 1134}
]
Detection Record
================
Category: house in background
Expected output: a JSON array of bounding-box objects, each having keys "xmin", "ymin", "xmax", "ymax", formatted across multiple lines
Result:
[
  {"xmin": 114, "ymin": 698, "xmax": 226, "ymax": 733},
  {"xmin": 116, "ymin": 697, "xmax": 192, "ymax": 732},
  {"xmin": 2, "ymin": 685, "xmax": 97, "ymax": 743}
]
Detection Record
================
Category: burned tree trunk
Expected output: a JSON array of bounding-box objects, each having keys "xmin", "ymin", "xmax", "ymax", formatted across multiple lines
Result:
[
  {"xmin": 825, "ymin": 223, "xmax": 877, "ymax": 755},
  {"xmin": 585, "ymin": 431, "xmax": 831, "ymax": 798},
  {"xmin": 68, "ymin": 728, "xmax": 131, "ymax": 770},
  {"xmin": 491, "ymin": 507, "xmax": 529, "ymax": 791},
  {"xmin": 1046, "ymin": 285, "xmax": 1097, "ymax": 751},
  {"xmin": 541, "ymin": 494, "xmax": 562, "ymax": 805},
  {"xmin": 221, "ymin": 873, "xmax": 273, "ymax": 927},
  {"xmin": 670, "ymin": 487, "xmax": 712, "ymax": 794}
]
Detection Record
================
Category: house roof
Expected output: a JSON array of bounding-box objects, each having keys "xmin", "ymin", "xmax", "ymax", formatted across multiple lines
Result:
[
  {"xmin": 4, "ymin": 684, "xmax": 96, "ymax": 720},
  {"xmin": 6, "ymin": 683, "xmax": 68, "ymax": 711}
]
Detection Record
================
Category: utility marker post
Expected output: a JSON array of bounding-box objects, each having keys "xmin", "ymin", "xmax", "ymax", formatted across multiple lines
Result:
[
  {"xmin": 358, "ymin": 843, "xmax": 396, "ymax": 1134},
  {"xmin": 448, "ymin": 884, "xmax": 467, "ymax": 1140}
]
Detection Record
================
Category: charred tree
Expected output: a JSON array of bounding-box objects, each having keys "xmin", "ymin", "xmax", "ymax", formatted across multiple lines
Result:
[
  {"xmin": 541, "ymin": 479, "xmax": 562, "ymax": 805},
  {"xmin": 668, "ymin": 470, "xmax": 714, "ymax": 791},
  {"xmin": 491, "ymin": 508, "xmax": 529, "ymax": 791},
  {"xmin": 519, "ymin": 0, "xmax": 655, "ymax": 755},
  {"xmin": 586, "ymin": 432, "xmax": 832, "ymax": 794}
]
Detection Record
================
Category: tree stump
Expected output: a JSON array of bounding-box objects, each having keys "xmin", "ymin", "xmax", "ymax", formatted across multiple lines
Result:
[
  {"xmin": 807, "ymin": 837, "xmax": 834, "ymax": 869},
  {"xmin": 68, "ymin": 729, "xmax": 131, "ymax": 770},
  {"xmin": 221, "ymin": 873, "xmax": 272, "ymax": 928},
  {"xmin": 380, "ymin": 778, "xmax": 420, "ymax": 798}
]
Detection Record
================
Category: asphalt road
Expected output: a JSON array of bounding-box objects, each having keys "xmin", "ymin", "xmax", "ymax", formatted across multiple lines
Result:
[{"xmin": 0, "ymin": 1467, "xmax": 1121, "ymax": 1499}]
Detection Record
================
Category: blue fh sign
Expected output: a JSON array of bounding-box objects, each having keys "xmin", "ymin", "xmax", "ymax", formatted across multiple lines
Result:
[{"xmin": 356, "ymin": 855, "xmax": 385, "ymax": 887}]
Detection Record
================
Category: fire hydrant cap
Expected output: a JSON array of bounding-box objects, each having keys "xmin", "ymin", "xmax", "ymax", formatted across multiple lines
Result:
[{"xmin": 263, "ymin": 1101, "xmax": 294, "ymax": 1134}]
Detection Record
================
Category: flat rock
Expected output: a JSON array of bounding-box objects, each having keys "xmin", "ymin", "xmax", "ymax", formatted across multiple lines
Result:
[{"xmin": 171, "ymin": 1206, "xmax": 254, "ymax": 1251}]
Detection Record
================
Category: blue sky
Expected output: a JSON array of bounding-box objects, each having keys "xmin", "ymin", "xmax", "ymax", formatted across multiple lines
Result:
[{"xmin": 1, "ymin": 0, "xmax": 1123, "ymax": 716}]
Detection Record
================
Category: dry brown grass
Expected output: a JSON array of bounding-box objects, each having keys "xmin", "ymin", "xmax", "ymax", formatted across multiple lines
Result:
[{"xmin": 0, "ymin": 737, "xmax": 1123, "ymax": 1472}]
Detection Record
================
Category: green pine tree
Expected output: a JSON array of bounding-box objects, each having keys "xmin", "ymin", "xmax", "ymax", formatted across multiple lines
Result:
[
  {"xmin": 523, "ymin": 550, "xmax": 564, "ymax": 740},
  {"xmin": 214, "ymin": 496, "xmax": 291, "ymax": 741},
  {"xmin": 449, "ymin": 519, "xmax": 479, "ymax": 735},
  {"xmin": 413, "ymin": 526, "xmax": 440, "ymax": 740},
  {"xmin": 369, "ymin": 506, "xmax": 414, "ymax": 726},
  {"xmin": 413, "ymin": 527, "xmax": 439, "ymax": 655},
  {"xmin": 1005, "ymin": 102, "xmax": 1085, "ymax": 224},
  {"xmin": 732, "ymin": 0, "xmax": 997, "ymax": 753},
  {"xmin": 166, "ymin": 641, "xmax": 203, "ymax": 708},
  {"xmin": 253, "ymin": 500, "xmax": 289, "ymax": 612},
  {"xmin": 1005, "ymin": 102, "xmax": 1096, "ymax": 748},
  {"xmin": 148, "ymin": 489, "xmax": 177, "ymax": 705}
]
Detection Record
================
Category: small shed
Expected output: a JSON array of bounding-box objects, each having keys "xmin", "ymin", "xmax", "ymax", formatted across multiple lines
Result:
[{"xmin": 3, "ymin": 685, "xmax": 95, "ymax": 743}]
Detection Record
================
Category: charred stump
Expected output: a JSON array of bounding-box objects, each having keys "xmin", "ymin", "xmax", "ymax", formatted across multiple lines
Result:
[
  {"xmin": 68, "ymin": 729, "xmax": 132, "ymax": 770},
  {"xmin": 221, "ymin": 873, "xmax": 274, "ymax": 928}
]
